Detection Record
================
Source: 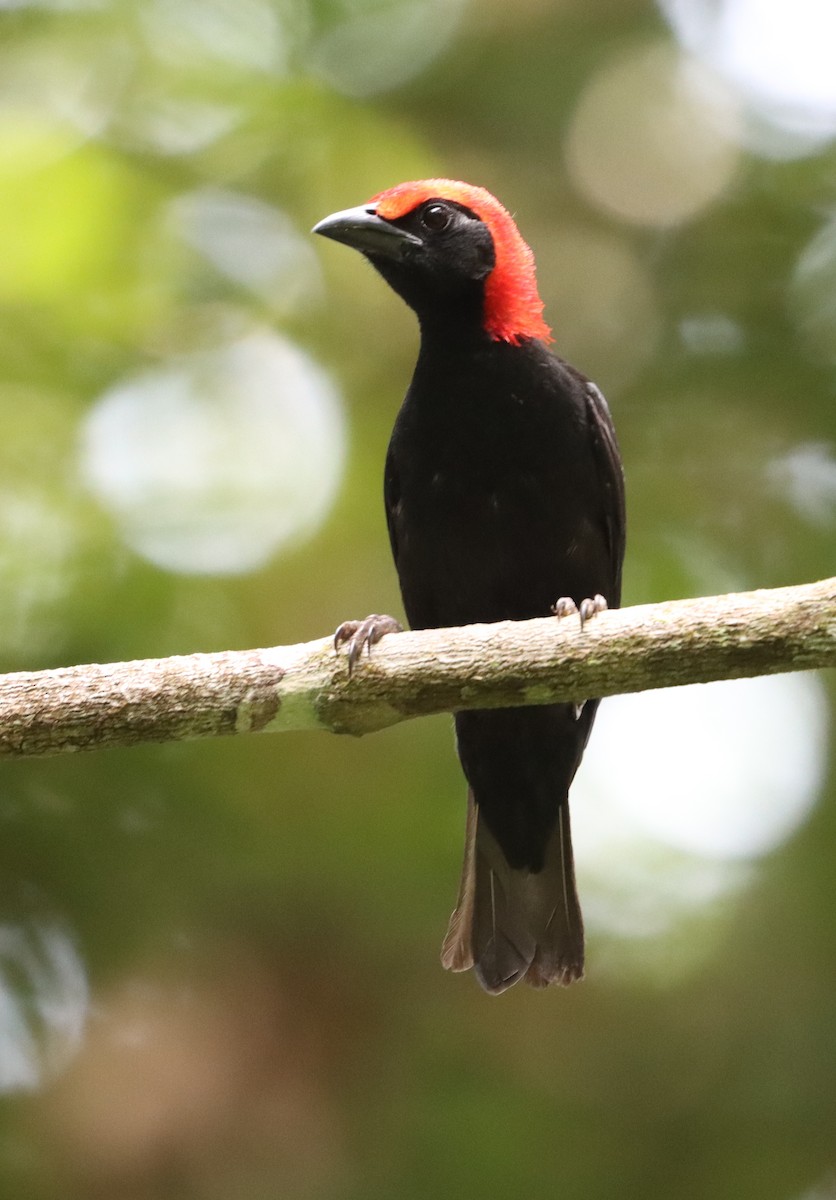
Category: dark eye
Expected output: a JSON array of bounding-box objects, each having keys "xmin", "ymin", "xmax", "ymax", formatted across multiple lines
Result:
[{"xmin": 421, "ymin": 203, "xmax": 452, "ymax": 232}]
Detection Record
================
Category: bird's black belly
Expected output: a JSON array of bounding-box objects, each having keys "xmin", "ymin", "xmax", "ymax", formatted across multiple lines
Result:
[{"xmin": 393, "ymin": 453, "xmax": 611, "ymax": 631}]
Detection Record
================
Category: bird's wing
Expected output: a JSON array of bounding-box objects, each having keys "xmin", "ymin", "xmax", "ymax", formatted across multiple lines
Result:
[
  {"xmin": 383, "ymin": 443, "xmax": 402, "ymax": 568},
  {"xmin": 584, "ymin": 381, "xmax": 626, "ymax": 602}
]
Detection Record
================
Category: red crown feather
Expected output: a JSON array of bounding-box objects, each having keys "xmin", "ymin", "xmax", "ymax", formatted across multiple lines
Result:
[{"xmin": 372, "ymin": 179, "xmax": 553, "ymax": 346}]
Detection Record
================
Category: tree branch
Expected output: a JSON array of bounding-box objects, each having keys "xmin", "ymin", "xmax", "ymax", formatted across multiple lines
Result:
[{"xmin": 0, "ymin": 578, "xmax": 833, "ymax": 760}]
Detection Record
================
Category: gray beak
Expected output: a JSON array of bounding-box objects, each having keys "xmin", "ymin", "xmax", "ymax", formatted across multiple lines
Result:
[{"xmin": 312, "ymin": 204, "xmax": 423, "ymax": 261}]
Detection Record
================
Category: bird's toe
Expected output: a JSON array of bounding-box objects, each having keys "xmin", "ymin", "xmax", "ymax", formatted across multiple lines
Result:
[{"xmin": 579, "ymin": 593, "xmax": 608, "ymax": 628}]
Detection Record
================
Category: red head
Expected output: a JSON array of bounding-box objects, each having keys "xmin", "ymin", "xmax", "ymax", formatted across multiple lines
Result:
[{"xmin": 371, "ymin": 179, "xmax": 552, "ymax": 346}]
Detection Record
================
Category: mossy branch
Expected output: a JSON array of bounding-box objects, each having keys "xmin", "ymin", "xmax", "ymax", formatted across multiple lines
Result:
[{"xmin": 0, "ymin": 577, "xmax": 833, "ymax": 760}]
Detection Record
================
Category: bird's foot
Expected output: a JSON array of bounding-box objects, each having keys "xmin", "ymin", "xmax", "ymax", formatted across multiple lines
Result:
[
  {"xmin": 333, "ymin": 614, "xmax": 403, "ymax": 675},
  {"xmin": 551, "ymin": 593, "xmax": 608, "ymax": 631}
]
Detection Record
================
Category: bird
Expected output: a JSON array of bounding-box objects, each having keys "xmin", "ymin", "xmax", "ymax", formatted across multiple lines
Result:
[{"xmin": 313, "ymin": 180, "xmax": 625, "ymax": 994}]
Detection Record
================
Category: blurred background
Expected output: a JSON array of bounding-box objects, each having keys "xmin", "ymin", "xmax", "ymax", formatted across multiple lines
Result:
[{"xmin": 0, "ymin": 0, "xmax": 834, "ymax": 1196}]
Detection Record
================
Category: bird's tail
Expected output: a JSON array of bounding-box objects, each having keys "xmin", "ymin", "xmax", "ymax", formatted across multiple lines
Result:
[{"xmin": 441, "ymin": 790, "xmax": 584, "ymax": 994}]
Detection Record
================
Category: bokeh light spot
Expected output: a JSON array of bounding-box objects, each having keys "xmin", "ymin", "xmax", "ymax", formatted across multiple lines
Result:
[
  {"xmin": 307, "ymin": 0, "xmax": 467, "ymax": 97},
  {"xmin": 0, "ymin": 486, "xmax": 82, "ymax": 660},
  {"xmin": 583, "ymin": 672, "xmax": 827, "ymax": 861},
  {"xmin": 168, "ymin": 188, "xmax": 322, "ymax": 312},
  {"xmin": 125, "ymin": 98, "xmax": 243, "ymax": 157},
  {"xmin": 767, "ymin": 443, "xmax": 836, "ymax": 529},
  {"xmin": 565, "ymin": 42, "xmax": 742, "ymax": 228},
  {"xmin": 662, "ymin": 0, "xmax": 836, "ymax": 150},
  {"xmin": 79, "ymin": 331, "xmax": 346, "ymax": 575},
  {"xmin": 0, "ymin": 920, "xmax": 88, "ymax": 1093},
  {"xmin": 140, "ymin": 0, "xmax": 287, "ymax": 73},
  {"xmin": 678, "ymin": 312, "xmax": 745, "ymax": 356},
  {"xmin": 573, "ymin": 672, "xmax": 829, "ymax": 957},
  {"xmin": 788, "ymin": 214, "xmax": 836, "ymax": 363},
  {"xmin": 537, "ymin": 224, "xmax": 661, "ymax": 388}
]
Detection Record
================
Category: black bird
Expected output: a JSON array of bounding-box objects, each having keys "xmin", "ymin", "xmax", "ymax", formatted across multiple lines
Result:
[{"xmin": 314, "ymin": 179, "xmax": 626, "ymax": 994}]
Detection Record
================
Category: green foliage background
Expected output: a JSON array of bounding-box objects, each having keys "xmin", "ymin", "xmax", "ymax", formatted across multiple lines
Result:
[{"xmin": 0, "ymin": 1, "xmax": 834, "ymax": 1197}]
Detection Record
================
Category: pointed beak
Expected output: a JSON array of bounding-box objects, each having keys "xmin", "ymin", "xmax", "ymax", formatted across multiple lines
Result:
[{"xmin": 312, "ymin": 203, "xmax": 422, "ymax": 261}]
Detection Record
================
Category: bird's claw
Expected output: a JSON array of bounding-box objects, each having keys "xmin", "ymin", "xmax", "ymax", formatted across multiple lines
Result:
[
  {"xmin": 334, "ymin": 613, "xmax": 403, "ymax": 675},
  {"xmin": 552, "ymin": 593, "xmax": 608, "ymax": 630},
  {"xmin": 552, "ymin": 597, "xmax": 578, "ymax": 620}
]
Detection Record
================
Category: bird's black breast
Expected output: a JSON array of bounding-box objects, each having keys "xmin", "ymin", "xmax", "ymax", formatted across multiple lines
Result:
[{"xmin": 385, "ymin": 337, "xmax": 623, "ymax": 632}]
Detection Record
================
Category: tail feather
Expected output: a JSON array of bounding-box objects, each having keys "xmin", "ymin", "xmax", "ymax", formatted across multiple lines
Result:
[
  {"xmin": 441, "ymin": 790, "xmax": 584, "ymax": 994},
  {"xmin": 440, "ymin": 793, "xmax": 478, "ymax": 973}
]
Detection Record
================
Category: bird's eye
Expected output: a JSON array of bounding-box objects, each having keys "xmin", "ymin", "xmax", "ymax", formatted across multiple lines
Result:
[{"xmin": 421, "ymin": 203, "xmax": 452, "ymax": 232}]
